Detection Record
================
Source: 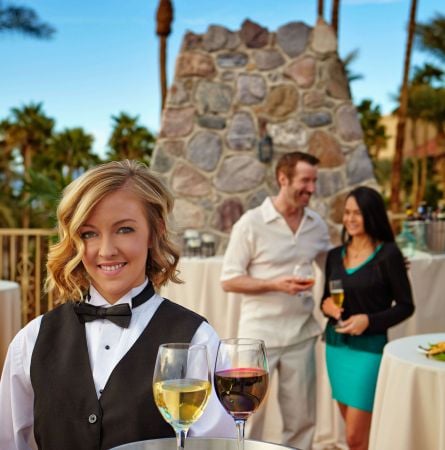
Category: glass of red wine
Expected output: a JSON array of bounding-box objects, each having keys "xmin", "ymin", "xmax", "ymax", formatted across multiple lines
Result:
[{"xmin": 214, "ymin": 338, "xmax": 269, "ymax": 450}]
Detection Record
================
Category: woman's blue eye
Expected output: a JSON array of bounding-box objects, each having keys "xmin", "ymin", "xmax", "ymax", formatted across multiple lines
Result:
[
  {"xmin": 80, "ymin": 231, "xmax": 96, "ymax": 240},
  {"xmin": 118, "ymin": 227, "xmax": 134, "ymax": 234}
]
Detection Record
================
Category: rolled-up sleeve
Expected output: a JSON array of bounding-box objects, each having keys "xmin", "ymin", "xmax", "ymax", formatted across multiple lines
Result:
[{"xmin": 220, "ymin": 218, "xmax": 253, "ymax": 281}]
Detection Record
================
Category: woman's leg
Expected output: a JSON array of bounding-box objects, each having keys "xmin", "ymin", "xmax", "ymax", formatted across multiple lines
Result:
[{"xmin": 343, "ymin": 405, "xmax": 372, "ymax": 450}]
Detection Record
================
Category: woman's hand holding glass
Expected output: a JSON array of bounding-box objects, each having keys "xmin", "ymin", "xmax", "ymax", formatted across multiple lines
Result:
[
  {"xmin": 322, "ymin": 279, "xmax": 345, "ymax": 327},
  {"xmin": 153, "ymin": 343, "xmax": 211, "ymax": 450},
  {"xmin": 214, "ymin": 338, "xmax": 269, "ymax": 450}
]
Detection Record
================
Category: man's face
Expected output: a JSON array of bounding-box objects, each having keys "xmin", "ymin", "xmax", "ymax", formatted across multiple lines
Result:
[{"xmin": 279, "ymin": 161, "xmax": 318, "ymax": 209}]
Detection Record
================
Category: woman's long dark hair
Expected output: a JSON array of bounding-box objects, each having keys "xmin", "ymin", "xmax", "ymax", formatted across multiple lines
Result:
[{"xmin": 341, "ymin": 186, "xmax": 395, "ymax": 244}]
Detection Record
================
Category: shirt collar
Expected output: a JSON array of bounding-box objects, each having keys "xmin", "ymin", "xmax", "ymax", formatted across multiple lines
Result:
[
  {"xmin": 87, "ymin": 279, "xmax": 149, "ymax": 308},
  {"xmin": 261, "ymin": 196, "xmax": 315, "ymax": 224}
]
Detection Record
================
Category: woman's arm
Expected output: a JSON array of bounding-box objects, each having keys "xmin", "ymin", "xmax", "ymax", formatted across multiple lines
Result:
[
  {"xmin": 367, "ymin": 243, "xmax": 415, "ymax": 334},
  {"xmin": 0, "ymin": 319, "xmax": 39, "ymax": 450}
]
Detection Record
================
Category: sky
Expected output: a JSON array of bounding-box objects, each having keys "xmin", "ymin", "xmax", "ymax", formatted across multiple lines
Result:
[{"xmin": 0, "ymin": 0, "xmax": 442, "ymax": 156}]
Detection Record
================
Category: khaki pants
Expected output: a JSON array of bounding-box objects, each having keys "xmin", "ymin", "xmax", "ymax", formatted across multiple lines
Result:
[{"xmin": 247, "ymin": 337, "xmax": 317, "ymax": 450}]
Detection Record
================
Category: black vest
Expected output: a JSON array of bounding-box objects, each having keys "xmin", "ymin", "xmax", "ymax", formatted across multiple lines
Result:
[{"xmin": 30, "ymin": 297, "xmax": 205, "ymax": 450}]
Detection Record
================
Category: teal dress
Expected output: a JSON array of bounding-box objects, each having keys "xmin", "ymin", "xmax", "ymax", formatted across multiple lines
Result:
[{"xmin": 322, "ymin": 243, "xmax": 414, "ymax": 412}]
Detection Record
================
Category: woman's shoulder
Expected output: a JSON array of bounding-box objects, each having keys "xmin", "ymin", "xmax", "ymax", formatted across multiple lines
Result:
[
  {"xmin": 328, "ymin": 245, "xmax": 344, "ymax": 258},
  {"xmin": 380, "ymin": 241, "xmax": 401, "ymax": 255},
  {"xmin": 378, "ymin": 241, "xmax": 404, "ymax": 263}
]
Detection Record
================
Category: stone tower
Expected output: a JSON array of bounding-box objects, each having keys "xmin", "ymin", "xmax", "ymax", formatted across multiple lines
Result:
[{"xmin": 151, "ymin": 19, "xmax": 376, "ymax": 254}]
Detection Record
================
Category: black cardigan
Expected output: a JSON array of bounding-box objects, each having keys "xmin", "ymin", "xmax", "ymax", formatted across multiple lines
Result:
[{"xmin": 321, "ymin": 241, "xmax": 415, "ymax": 335}]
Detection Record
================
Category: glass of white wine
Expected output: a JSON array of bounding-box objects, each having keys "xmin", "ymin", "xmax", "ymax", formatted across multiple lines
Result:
[
  {"xmin": 329, "ymin": 279, "xmax": 345, "ymax": 327},
  {"xmin": 153, "ymin": 343, "xmax": 212, "ymax": 450}
]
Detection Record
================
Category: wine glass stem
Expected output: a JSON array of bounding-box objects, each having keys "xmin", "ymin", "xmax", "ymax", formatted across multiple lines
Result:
[
  {"xmin": 235, "ymin": 419, "xmax": 246, "ymax": 450},
  {"xmin": 175, "ymin": 429, "xmax": 187, "ymax": 450}
]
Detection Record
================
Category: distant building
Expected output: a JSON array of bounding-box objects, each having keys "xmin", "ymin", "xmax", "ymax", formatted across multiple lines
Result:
[{"xmin": 379, "ymin": 114, "xmax": 439, "ymax": 160}]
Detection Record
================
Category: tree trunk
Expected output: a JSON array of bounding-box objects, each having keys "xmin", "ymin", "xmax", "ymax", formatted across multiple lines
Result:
[
  {"xmin": 317, "ymin": 0, "xmax": 324, "ymax": 19},
  {"xmin": 331, "ymin": 0, "xmax": 340, "ymax": 37},
  {"xmin": 418, "ymin": 122, "xmax": 429, "ymax": 204},
  {"xmin": 22, "ymin": 145, "xmax": 32, "ymax": 228},
  {"xmin": 159, "ymin": 36, "xmax": 168, "ymax": 110},
  {"xmin": 156, "ymin": 0, "xmax": 174, "ymax": 111},
  {"xmin": 411, "ymin": 120, "xmax": 419, "ymax": 209},
  {"xmin": 390, "ymin": 0, "xmax": 418, "ymax": 214}
]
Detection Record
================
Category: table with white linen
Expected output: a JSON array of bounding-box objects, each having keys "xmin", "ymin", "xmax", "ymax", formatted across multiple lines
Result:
[
  {"xmin": 389, "ymin": 251, "xmax": 445, "ymax": 339},
  {"xmin": 0, "ymin": 280, "xmax": 21, "ymax": 372},
  {"xmin": 369, "ymin": 333, "xmax": 445, "ymax": 450}
]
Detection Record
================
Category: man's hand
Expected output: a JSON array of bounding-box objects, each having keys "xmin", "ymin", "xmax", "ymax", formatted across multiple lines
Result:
[
  {"xmin": 321, "ymin": 296, "xmax": 343, "ymax": 320},
  {"xmin": 272, "ymin": 276, "xmax": 314, "ymax": 295},
  {"xmin": 335, "ymin": 314, "xmax": 369, "ymax": 335}
]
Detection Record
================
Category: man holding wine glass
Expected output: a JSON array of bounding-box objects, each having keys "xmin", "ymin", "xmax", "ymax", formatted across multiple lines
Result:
[{"xmin": 221, "ymin": 152, "xmax": 330, "ymax": 449}]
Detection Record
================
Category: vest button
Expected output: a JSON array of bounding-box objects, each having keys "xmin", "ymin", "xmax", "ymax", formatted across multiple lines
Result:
[{"xmin": 88, "ymin": 414, "xmax": 97, "ymax": 424}]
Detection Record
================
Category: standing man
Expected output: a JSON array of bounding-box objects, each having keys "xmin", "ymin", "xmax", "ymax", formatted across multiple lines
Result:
[{"xmin": 220, "ymin": 151, "xmax": 330, "ymax": 450}]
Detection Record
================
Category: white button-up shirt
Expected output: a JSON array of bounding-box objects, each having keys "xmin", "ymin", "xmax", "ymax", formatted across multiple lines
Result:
[
  {"xmin": 221, "ymin": 197, "xmax": 330, "ymax": 348},
  {"xmin": 0, "ymin": 280, "xmax": 234, "ymax": 450}
]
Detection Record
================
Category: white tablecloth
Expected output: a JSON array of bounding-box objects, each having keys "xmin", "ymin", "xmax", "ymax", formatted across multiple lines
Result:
[
  {"xmin": 369, "ymin": 333, "xmax": 445, "ymax": 450},
  {"xmin": 390, "ymin": 252, "xmax": 445, "ymax": 339},
  {"xmin": 0, "ymin": 280, "xmax": 21, "ymax": 372},
  {"xmin": 161, "ymin": 254, "xmax": 445, "ymax": 449}
]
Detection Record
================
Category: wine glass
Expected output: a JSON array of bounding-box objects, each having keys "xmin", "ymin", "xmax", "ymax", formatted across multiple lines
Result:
[
  {"xmin": 153, "ymin": 343, "xmax": 212, "ymax": 450},
  {"xmin": 214, "ymin": 338, "xmax": 269, "ymax": 450},
  {"xmin": 329, "ymin": 279, "xmax": 345, "ymax": 327},
  {"xmin": 293, "ymin": 260, "xmax": 315, "ymax": 297}
]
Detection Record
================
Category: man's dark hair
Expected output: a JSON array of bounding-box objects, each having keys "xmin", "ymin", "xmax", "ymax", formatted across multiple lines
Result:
[{"xmin": 275, "ymin": 151, "xmax": 320, "ymax": 183}]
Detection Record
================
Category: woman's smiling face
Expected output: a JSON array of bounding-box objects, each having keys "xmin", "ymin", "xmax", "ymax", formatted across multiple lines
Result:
[
  {"xmin": 79, "ymin": 188, "xmax": 150, "ymax": 304},
  {"xmin": 343, "ymin": 195, "xmax": 366, "ymax": 238}
]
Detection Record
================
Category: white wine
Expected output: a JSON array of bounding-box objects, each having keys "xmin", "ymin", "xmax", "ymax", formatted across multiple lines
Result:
[
  {"xmin": 154, "ymin": 379, "xmax": 211, "ymax": 431},
  {"xmin": 331, "ymin": 289, "xmax": 344, "ymax": 308}
]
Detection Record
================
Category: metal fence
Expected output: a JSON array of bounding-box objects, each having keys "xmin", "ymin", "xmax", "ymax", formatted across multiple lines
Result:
[{"xmin": 0, "ymin": 228, "xmax": 57, "ymax": 325}]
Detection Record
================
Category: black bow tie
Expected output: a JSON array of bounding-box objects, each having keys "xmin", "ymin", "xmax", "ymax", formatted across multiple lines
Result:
[{"xmin": 74, "ymin": 282, "xmax": 155, "ymax": 328}]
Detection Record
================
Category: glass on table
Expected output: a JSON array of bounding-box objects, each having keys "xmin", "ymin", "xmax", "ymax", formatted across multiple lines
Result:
[
  {"xmin": 214, "ymin": 338, "xmax": 269, "ymax": 450},
  {"xmin": 153, "ymin": 343, "xmax": 211, "ymax": 450},
  {"xmin": 329, "ymin": 279, "xmax": 345, "ymax": 327}
]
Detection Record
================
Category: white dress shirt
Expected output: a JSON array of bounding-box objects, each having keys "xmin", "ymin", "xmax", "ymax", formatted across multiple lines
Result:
[
  {"xmin": 0, "ymin": 280, "xmax": 235, "ymax": 450},
  {"xmin": 221, "ymin": 197, "xmax": 330, "ymax": 348}
]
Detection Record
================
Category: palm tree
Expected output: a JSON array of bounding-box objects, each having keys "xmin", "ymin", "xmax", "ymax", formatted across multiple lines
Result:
[
  {"xmin": 3, "ymin": 103, "xmax": 54, "ymax": 226},
  {"xmin": 0, "ymin": 119, "xmax": 19, "ymax": 226},
  {"xmin": 44, "ymin": 127, "xmax": 98, "ymax": 182},
  {"xmin": 415, "ymin": 13, "xmax": 445, "ymax": 62},
  {"xmin": 415, "ymin": 13, "xmax": 445, "ymax": 192},
  {"xmin": 343, "ymin": 49, "xmax": 364, "ymax": 84},
  {"xmin": 107, "ymin": 112, "xmax": 156, "ymax": 165},
  {"xmin": 0, "ymin": 1, "xmax": 55, "ymax": 38},
  {"xmin": 409, "ymin": 64, "xmax": 444, "ymax": 204},
  {"xmin": 317, "ymin": 0, "xmax": 324, "ymax": 19},
  {"xmin": 390, "ymin": 0, "xmax": 418, "ymax": 214},
  {"xmin": 156, "ymin": 0, "xmax": 174, "ymax": 110},
  {"xmin": 357, "ymin": 99, "xmax": 388, "ymax": 162}
]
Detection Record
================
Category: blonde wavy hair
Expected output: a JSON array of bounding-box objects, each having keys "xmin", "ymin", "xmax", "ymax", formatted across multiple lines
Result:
[{"xmin": 45, "ymin": 160, "xmax": 181, "ymax": 302}]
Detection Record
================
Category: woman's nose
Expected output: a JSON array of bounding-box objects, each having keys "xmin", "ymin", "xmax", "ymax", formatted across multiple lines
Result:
[{"xmin": 98, "ymin": 235, "xmax": 118, "ymax": 257}]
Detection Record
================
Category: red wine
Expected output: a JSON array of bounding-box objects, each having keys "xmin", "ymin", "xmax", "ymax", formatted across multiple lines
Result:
[{"xmin": 214, "ymin": 368, "xmax": 269, "ymax": 420}]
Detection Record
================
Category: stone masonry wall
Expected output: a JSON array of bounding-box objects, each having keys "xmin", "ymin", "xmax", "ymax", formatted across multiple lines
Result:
[{"xmin": 151, "ymin": 19, "xmax": 377, "ymax": 254}]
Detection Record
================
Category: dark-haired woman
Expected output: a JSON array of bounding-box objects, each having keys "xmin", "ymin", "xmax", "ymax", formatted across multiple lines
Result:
[{"xmin": 321, "ymin": 186, "xmax": 414, "ymax": 450}]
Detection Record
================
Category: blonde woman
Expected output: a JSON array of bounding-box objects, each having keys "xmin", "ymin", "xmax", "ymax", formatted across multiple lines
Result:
[{"xmin": 0, "ymin": 160, "xmax": 233, "ymax": 450}]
